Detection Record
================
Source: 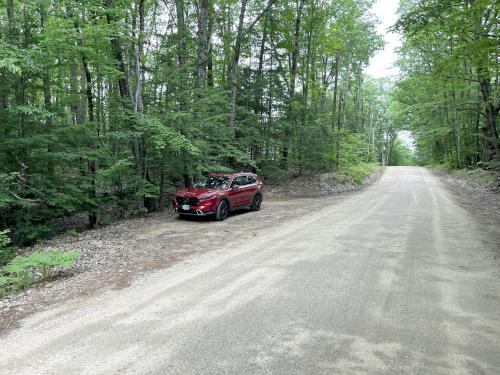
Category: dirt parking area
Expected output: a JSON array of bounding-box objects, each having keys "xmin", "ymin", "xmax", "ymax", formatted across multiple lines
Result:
[{"xmin": 0, "ymin": 192, "xmax": 354, "ymax": 335}]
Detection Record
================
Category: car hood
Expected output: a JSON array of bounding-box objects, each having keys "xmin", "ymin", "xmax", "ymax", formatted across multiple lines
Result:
[{"xmin": 175, "ymin": 187, "xmax": 221, "ymax": 198}]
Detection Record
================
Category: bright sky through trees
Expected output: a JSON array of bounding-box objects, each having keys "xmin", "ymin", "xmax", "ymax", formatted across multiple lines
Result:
[
  {"xmin": 365, "ymin": 0, "xmax": 411, "ymax": 149},
  {"xmin": 365, "ymin": 0, "xmax": 401, "ymax": 78}
]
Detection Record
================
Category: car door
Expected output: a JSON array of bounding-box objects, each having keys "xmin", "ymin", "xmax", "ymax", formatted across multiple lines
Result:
[
  {"xmin": 228, "ymin": 176, "xmax": 247, "ymax": 207},
  {"xmin": 240, "ymin": 174, "xmax": 256, "ymax": 205},
  {"xmin": 244, "ymin": 174, "xmax": 258, "ymax": 203}
]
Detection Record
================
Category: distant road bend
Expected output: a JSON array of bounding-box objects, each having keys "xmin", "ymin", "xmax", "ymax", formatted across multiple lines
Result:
[{"xmin": 1, "ymin": 167, "xmax": 499, "ymax": 374}]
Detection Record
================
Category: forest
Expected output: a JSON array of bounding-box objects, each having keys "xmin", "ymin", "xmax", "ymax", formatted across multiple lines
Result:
[{"xmin": 0, "ymin": 0, "xmax": 498, "ymax": 246}]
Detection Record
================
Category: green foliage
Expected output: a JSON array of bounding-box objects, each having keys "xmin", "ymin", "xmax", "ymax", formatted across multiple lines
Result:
[
  {"xmin": 338, "ymin": 132, "xmax": 371, "ymax": 167},
  {"xmin": 341, "ymin": 163, "xmax": 379, "ymax": 185},
  {"xmin": 139, "ymin": 115, "xmax": 200, "ymax": 155},
  {"xmin": 389, "ymin": 139, "xmax": 417, "ymax": 166},
  {"xmin": 0, "ymin": 229, "xmax": 11, "ymax": 249},
  {"xmin": 0, "ymin": 220, "xmax": 81, "ymax": 297},
  {"xmin": 1, "ymin": 251, "xmax": 80, "ymax": 295},
  {"xmin": 65, "ymin": 229, "xmax": 79, "ymax": 238},
  {"xmin": 137, "ymin": 180, "xmax": 160, "ymax": 199},
  {"xmin": 0, "ymin": 57, "xmax": 21, "ymax": 75},
  {"xmin": 393, "ymin": 0, "xmax": 499, "ymax": 169},
  {"xmin": 485, "ymin": 160, "xmax": 500, "ymax": 171},
  {"xmin": 451, "ymin": 169, "xmax": 495, "ymax": 189},
  {"xmin": 0, "ymin": 230, "xmax": 14, "ymax": 267},
  {"xmin": 0, "ymin": 0, "xmax": 387, "ymax": 246},
  {"xmin": 258, "ymin": 161, "xmax": 288, "ymax": 184}
]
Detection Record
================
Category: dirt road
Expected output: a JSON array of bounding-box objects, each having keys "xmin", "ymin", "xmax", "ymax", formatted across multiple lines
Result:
[{"xmin": 1, "ymin": 167, "xmax": 499, "ymax": 374}]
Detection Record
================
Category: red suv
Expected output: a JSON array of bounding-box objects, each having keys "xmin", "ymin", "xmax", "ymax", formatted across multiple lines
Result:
[{"xmin": 172, "ymin": 173, "xmax": 264, "ymax": 221}]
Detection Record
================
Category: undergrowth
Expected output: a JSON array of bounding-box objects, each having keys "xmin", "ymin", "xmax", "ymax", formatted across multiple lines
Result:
[
  {"xmin": 450, "ymin": 169, "xmax": 495, "ymax": 187},
  {"xmin": 0, "ymin": 230, "xmax": 80, "ymax": 298},
  {"xmin": 433, "ymin": 165, "xmax": 498, "ymax": 191},
  {"xmin": 341, "ymin": 163, "xmax": 380, "ymax": 185}
]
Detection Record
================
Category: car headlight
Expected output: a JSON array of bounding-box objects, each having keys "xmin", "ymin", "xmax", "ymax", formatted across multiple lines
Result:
[{"xmin": 199, "ymin": 195, "xmax": 216, "ymax": 201}]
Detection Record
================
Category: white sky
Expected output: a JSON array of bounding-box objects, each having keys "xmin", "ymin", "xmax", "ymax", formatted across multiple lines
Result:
[{"xmin": 364, "ymin": 0, "xmax": 401, "ymax": 78}]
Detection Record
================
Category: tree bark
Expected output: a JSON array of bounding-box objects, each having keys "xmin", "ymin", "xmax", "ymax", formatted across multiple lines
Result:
[
  {"xmin": 82, "ymin": 55, "xmax": 98, "ymax": 228},
  {"xmin": 282, "ymin": 0, "xmax": 304, "ymax": 168},
  {"xmin": 478, "ymin": 69, "xmax": 500, "ymax": 162},
  {"xmin": 105, "ymin": 0, "xmax": 133, "ymax": 107},
  {"xmin": 252, "ymin": 10, "xmax": 270, "ymax": 160},
  {"xmin": 331, "ymin": 54, "xmax": 340, "ymax": 130},
  {"xmin": 228, "ymin": 0, "xmax": 249, "ymax": 128},
  {"xmin": 175, "ymin": 0, "xmax": 187, "ymax": 70},
  {"xmin": 175, "ymin": 0, "xmax": 192, "ymax": 107},
  {"xmin": 254, "ymin": 11, "xmax": 269, "ymax": 115},
  {"xmin": 134, "ymin": 0, "xmax": 145, "ymax": 113},
  {"xmin": 7, "ymin": 0, "xmax": 16, "ymax": 44},
  {"xmin": 207, "ymin": 2, "xmax": 215, "ymax": 88},
  {"xmin": 197, "ymin": 0, "xmax": 209, "ymax": 92}
]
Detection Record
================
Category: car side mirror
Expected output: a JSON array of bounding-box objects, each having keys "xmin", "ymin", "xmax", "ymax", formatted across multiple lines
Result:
[{"xmin": 231, "ymin": 184, "xmax": 240, "ymax": 190}]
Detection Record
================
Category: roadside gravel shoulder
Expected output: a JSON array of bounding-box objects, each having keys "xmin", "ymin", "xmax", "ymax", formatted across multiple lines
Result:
[
  {"xmin": 432, "ymin": 167, "xmax": 499, "ymax": 194},
  {"xmin": 433, "ymin": 168, "xmax": 500, "ymax": 262}
]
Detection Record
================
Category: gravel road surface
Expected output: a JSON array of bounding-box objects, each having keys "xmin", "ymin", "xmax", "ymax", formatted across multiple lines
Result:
[{"xmin": 1, "ymin": 167, "xmax": 499, "ymax": 374}]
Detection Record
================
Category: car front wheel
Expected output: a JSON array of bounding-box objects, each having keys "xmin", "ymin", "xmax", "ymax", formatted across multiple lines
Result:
[{"xmin": 216, "ymin": 200, "xmax": 229, "ymax": 221}]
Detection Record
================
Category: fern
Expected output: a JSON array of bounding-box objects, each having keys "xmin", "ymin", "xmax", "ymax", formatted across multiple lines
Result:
[{"xmin": 1, "ymin": 251, "xmax": 81, "ymax": 295}]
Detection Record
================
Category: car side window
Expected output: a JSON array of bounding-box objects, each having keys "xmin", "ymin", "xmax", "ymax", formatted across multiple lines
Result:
[
  {"xmin": 247, "ymin": 175, "xmax": 256, "ymax": 184},
  {"xmin": 231, "ymin": 176, "xmax": 246, "ymax": 187}
]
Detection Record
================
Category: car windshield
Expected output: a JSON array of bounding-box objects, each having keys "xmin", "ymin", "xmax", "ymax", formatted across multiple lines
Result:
[{"xmin": 193, "ymin": 175, "xmax": 229, "ymax": 189}]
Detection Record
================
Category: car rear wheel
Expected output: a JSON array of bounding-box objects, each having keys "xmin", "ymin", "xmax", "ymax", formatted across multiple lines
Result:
[
  {"xmin": 216, "ymin": 200, "xmax": 229, "ymax": 221},
  {"xmin": 251, "ymin": 194, "xmax": 262, "ymax": 211}
]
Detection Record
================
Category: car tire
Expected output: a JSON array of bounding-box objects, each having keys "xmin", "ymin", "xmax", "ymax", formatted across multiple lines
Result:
[
  {"xmin": 250, "ymin": 194, "xmax": 262, "ymax": 211},
  {"xmin": 216, "ymin": 200, "xmax": 229, "ymax": 221}
]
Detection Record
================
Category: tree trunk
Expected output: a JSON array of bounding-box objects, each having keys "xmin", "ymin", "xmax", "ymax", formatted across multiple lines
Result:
[
  {"xmin": 82, "ymin": 56, "xmax": 98, "ymax": 228},
  {"xmin": 228, "ymin": 0, "xmax": 248, "ymax": 128},
  {"xmin": 206, "ymin": 2, "xmax": 214, "ymax": 88},
  {"xmin": 478, "ymin": 69, "xmax": 500, "ymax": 162},
  {"xmin": 254, "ymin": 11, "xmax": 269, "ymax": 115},
  {"xmin": 197, "ymin": 0, "xmax": 209, "ymax": 92},
  {"xmin": 282, "ymin": 0, "xmax": 304, "ymax": 168},
  {"xmin": 252, "ymin": 11, "xmax": 270, "ymax": 160},
  {"xmin": 7, "ymin": 0, "xmax": 16, "ymax": 44},
  {"xmin": 290, "ymin": 0, "xmax": 304, "ymax": 96},
  {"xmin": 331, "ymin": 54, "xmax": 340, "ymax": 130},
  {"xmin": 105, "ymin": 0, "xmax": 133, "ymax": 108},
  {"xmin": 175, "ymin": 0, "xmax": 187, "ymax": 70},
  {"xmin": 40, "ymin": 3, "xmax": 54, "ymax": 177},
  {"xmin": 134, "ymin": 0, "xmax": 145, "ymax": 113},
  {"xmin": 175, "ymin": 0, "xmax": 190, "ymax": 103}
]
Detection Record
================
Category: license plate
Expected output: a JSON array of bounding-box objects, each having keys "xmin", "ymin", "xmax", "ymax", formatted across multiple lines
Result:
[{"xmin": 182, "ymin": 204, "xmax": 190, "ymax": 210}]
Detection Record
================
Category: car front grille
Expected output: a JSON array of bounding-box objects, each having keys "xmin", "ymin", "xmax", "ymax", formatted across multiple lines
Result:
[{"xmin": 175, "ymin": 196, "xmax": 199, "ymax": 206}]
